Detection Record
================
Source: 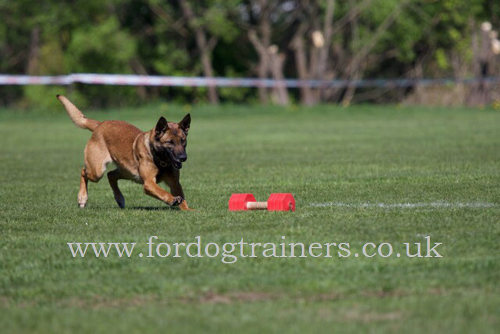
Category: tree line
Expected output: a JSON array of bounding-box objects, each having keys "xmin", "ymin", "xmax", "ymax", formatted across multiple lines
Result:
[{"xmin": 0, "ymin": 0, "xmax": 499, "ymax": 108}]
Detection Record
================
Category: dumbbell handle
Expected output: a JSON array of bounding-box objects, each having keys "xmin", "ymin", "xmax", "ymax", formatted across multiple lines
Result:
[{"xmin": 246, "ymin": 201, "xmax": 268, "ymax": 210}]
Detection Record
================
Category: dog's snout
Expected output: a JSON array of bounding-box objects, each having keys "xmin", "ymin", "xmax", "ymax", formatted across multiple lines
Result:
[{"xmin": 178, "ymin": 154, "xmax": 187, "ymax": 162}]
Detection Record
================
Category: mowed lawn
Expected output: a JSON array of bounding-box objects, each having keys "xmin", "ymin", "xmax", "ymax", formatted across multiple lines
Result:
[{"xmin": 0, "ymin": 103, "xmax": 499, "ymax": 333}]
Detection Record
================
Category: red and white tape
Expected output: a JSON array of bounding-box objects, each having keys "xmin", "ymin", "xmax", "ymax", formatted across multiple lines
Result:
[{"xmin": 0, "ymin": 74, "xmax": 499, "ymax": 88}]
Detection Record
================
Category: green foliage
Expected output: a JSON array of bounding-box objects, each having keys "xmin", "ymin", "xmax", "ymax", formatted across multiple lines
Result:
[
  {"xmin": 202, "ymin": 0, "xmax": 240, "ymax": 43},
  {"xmin": 0, "ymin": 0, "xmax": 499, "ymax": 106},
  {"xmin": 435, "ymin": 48, "xmax": 449, "ymax": 70},
  {"xmin": 68, "ymin": 17, "xmax": 136, "ymax": 73},
  {"xmin": 152, "ymin": 40, "xmax": 191, "ymax": 76},
  {"xmin": 22, "ymin": 86, "xmax": 66, "ymax": 110}
]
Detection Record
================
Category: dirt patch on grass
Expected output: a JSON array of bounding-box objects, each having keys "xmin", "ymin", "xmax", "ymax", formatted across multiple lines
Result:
[
  {"xmin": 361, "ymin": 289, "xmax": 408, "ymax": 298},
  {"xmin": 317, "ymin": 305, "xmax": 403, "ymax": 323},
  {"xmin": 182, "ymin": 291, "xmax": 277, "ymax": 304},
  {"xmin": 343, "ymin": 309, "xmax": 403, "ymax": 322},
  {"xmin": 60, "ymin": 295, "xmax": 156, "ymax": 309},
  {"xmin": 362, "ymin": 288, "xmax": 446, "ymax": 299},
  {"xmin": 190, "ymin": 288, "xmax": 406, "ymax": 305},
  {"xmin": 2, "ymin": 287, "xmax": 446, "ymax": 309},
  {"xmin": 308, "ymin": 292, "xmax": 343, "ymax": 302}
]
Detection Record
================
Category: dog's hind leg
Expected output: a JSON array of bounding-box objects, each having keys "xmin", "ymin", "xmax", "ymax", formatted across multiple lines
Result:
[
  {"xmin": 107, "ymin": 169, "xmax": 125, "ymax": 208},
  {"xmin": 78, "ymin": 168, "xmax": 89, "ymax": 208},
  {"xmin": 78, "ymin": 139, "xmax": 111, "ymax": 208}
]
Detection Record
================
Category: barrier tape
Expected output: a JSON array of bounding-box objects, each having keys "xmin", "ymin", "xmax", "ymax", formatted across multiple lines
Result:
[{"xmin": 1, "ymin": 74, "xmax": 500, "ymax": 88}]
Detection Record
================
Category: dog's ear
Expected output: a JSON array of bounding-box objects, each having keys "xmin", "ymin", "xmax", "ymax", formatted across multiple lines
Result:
[
  {"xmin": 179, "ymin": 113, "xmax": 191, "ymax": 133},
  {"xmin": 155, "ymin": 116, "xmax": 169, "ymax": 138}
]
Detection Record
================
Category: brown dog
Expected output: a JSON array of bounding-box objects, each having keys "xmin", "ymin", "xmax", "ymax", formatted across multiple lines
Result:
[{"xmin": 57, "ymin": 95, "xmax": 192, "ymax": 210}]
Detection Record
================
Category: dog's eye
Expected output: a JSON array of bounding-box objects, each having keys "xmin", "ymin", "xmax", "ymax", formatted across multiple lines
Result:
[{"xmin": 167, "ymin": 140, "xmax": 174, "ymax": 145}]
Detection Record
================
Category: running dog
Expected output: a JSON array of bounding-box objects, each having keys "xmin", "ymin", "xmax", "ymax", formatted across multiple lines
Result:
[{"xmin": 57, "ymin": 95, "xmax": 192, "ymax": 210}]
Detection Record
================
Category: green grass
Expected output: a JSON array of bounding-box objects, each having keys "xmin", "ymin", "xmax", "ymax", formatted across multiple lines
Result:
[{"xmin": 0, "ymin": 103, "xmax": 499, "ymax": 333}]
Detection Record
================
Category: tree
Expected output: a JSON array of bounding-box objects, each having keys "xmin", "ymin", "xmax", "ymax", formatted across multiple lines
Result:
[
  {"xmin": 245, "ymin": 0, "xmax": 292, "ymax": 105},
  {"xmin": 290, "ymin": 0, "xmax": 335, "ymax": 105},
  {"xmin": 0, "ymin": 0, "xmax": 499, "ymax": 107},
  {"xmin": 179, "ymin": 0, "xmax": 219, "ymax": 103}
]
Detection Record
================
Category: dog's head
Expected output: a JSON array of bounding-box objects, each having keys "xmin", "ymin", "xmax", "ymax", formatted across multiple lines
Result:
[{"xmin": 150, "ymin": 114, "xmax": 190, "ymax": 169}]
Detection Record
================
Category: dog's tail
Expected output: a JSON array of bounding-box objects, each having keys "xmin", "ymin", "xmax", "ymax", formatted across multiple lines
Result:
[{"xmin": 56, "ymin": 95, "xmax": 101, "ymax": 132}]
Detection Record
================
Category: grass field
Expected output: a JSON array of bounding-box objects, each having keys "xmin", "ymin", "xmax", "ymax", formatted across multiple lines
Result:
[{"xmin": 0, "ymin": 103, "xmax": 499, "ymax": 333}]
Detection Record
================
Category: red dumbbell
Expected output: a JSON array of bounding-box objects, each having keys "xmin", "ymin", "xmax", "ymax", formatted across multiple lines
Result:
[{"xmin": 228, "ymin": 193, "xmax": 295, "ymax": 211}]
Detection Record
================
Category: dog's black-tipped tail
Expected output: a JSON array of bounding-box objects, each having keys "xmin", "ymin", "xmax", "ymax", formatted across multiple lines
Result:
[{"xmin": 56, "ymin": 95, "xmax": 101, "ymax": 132}]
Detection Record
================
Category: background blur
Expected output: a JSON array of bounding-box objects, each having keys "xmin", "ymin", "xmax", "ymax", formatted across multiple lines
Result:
[{"xmin": 0, "ymin": 0, "xmax": 499, "ymax": 108}]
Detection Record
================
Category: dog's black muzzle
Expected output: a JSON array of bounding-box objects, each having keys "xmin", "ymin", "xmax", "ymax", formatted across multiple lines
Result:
[
  {"xmin": 173, "ymin": 155, "xmax": 186, "ymax": 169},
  {"xmin": 153, "ymin": 146, "xmax": 187, "ymax": 170}
]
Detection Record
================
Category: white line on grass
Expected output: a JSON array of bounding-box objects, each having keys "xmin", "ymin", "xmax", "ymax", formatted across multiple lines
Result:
[{"xmin": 309, "ymin": 202, "xmax": 498, "ymax": 209}]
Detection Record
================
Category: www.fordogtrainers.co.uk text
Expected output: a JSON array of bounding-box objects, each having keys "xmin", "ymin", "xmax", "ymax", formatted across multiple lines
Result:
[{"xmin": 67, "ymin": 235, "xmax": 443, "ymax": 264}]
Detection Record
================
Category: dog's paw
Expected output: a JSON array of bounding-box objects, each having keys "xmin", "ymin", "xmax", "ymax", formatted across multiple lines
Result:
[
  {"xmin": 169, "ymin": 196, "xmax": 184, "ymax": 206},
  {"xmin": 179, "ymin": 201, "xmax": 195, "ymax": 211},
  {"xmin": 114, "ymin": 194, "xmax": 125, "ymax": 209}
]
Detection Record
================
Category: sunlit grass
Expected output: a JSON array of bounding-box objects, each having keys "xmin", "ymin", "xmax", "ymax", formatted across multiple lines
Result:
[{"xmin": 0, "ymin": 104, "xmax": 499, "ymax": 333}]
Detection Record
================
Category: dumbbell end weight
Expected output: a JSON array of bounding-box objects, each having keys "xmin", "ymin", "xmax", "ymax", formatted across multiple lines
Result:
[
  {"xmin": 267, "ymin": 193, "xmax": 296, "ymax": 211},
  {"xmin": 228, "ymin": 193, "xmax": 256, "ymax": 211}
]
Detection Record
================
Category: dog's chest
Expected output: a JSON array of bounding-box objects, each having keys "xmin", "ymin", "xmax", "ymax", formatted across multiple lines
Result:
[{"xmin": 155, "ymin": 163, "xmax": 175, "ymax": 181}]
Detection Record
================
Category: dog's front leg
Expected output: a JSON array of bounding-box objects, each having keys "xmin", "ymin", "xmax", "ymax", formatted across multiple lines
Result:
[
  {"xmin": 143, "ymin": 180, "xmax": 183, "ymax": 207},
  {"xmin": 140, "ymin": 163, "xmax": 183, "ymax": 207},
  {"xmin": 162, "ymin": 172, "xmax": 192, "ymax": 211}
]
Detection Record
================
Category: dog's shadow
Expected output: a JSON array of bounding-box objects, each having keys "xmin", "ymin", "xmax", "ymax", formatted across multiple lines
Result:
[
  {"xmin": 87, "ymin": 204, "xmax": 185, "ymax": 211},
  {"xmin": 128, "ymin": 206, "xmax": 179, "ymax": 211}
]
